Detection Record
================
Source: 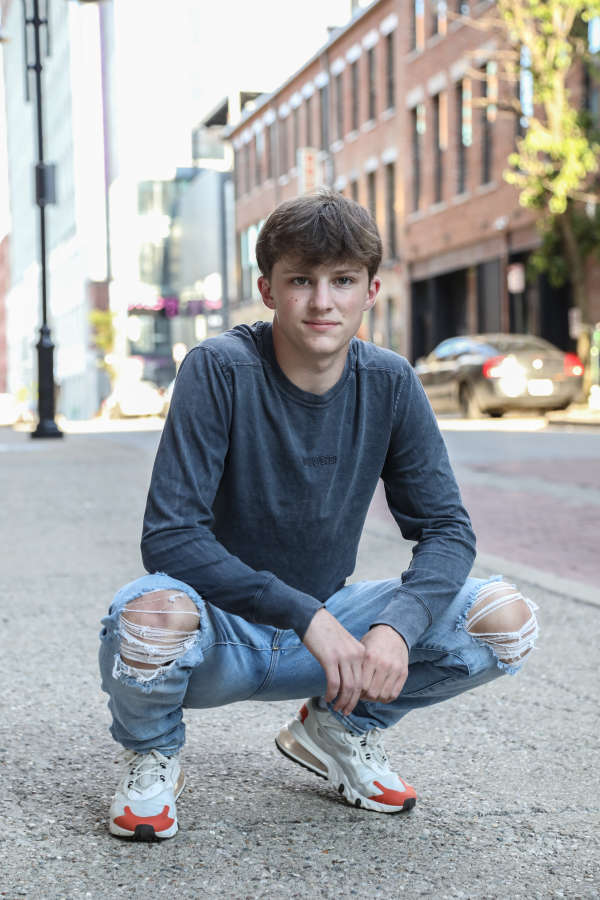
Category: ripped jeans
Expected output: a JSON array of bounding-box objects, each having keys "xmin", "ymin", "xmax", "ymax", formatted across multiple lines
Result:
[{"xmin": 99, "ymin": 574, "xmax": 538, "ymax": 755}]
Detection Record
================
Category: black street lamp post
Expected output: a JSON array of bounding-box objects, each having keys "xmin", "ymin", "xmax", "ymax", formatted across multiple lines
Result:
[{"xmin": 23, "ymin": 0, "xmax": 62, "ymax": 438}]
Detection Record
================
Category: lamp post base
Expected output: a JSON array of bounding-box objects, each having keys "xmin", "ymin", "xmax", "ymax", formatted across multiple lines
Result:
[
  {"xmin": 32, "ymin": 419, "xmax": 63, "ymax": 439},
  {"xmin": 31, "ymin": 323, "xmax": 63, "ymax": 439}
]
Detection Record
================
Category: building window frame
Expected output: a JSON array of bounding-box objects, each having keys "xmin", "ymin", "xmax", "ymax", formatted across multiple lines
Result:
[
  {"xmin": 411, "ymin": 0, "xmax": 425, "ymax": 52},
  {"xmin": 305, "ymin": 94, "xmax": 313, "ymax": 147},
  {"xmin": 279, "ymin": 116, "xmax": 288, "ymax": 176},
  {"xmin": 456, "ymin": 77, "xmax": 471, "ymax": 194},
  {"xmin": 335, "ymin": 72, "xmax": 344, "ymax": 140},
  {"xmin": 255, "ymin": 132, "xmax": 263, "ymax": 186},
  {"xmin": 433, "ymin": 90, "xmax": 447, "ymax": 203},
  {"xmin": 385, "ymin": 162, "xmax": 397, "ymax": 259},
  {"xmin": 367, "ymin": 47, "xmax": 376, "ymax": 121},
  {"xmin": 481, "ymin": 62, "xmax": 497, "ymax": 185},
  {"xmin": 351, "ymin": 61, "xmax": 359, "ymax": 131},
  {"xmin": 412, "ymin": 103, "xmax": 425, "ymax": 211},
  {"xmin": 385, "ymin": 31, "xmax": 395, "ymax": 110},
  {"xmin": 367, "ymin": 169, "xmax": 377, "ymax": 221},
  {"xmin": 293, "ymin": 107, "xmax": 300, "ymax": 166}
]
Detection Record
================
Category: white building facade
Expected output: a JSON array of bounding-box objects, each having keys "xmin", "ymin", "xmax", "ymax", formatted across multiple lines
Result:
[{"xmin": 2, "ymin": 0, "xmax": 109, "ymax": 419}]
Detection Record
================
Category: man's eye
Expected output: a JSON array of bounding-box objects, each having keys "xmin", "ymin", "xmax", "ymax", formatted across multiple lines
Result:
[
  {"xmin": 292, "ymin": 277, "xmax": 309, "ymax": 286},
  {"xmin": 335, "ymin": 276, "xmax": 354, "ymax": 286}
]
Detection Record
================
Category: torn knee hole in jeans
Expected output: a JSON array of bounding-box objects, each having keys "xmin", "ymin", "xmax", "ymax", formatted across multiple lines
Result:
[
  {"xmin": 116, "ymin": 591, "xmax": 200, "ymax": 682},
  {"xmin": 465, "ymin": 582, "xmax": 539, "ymax": 668}
]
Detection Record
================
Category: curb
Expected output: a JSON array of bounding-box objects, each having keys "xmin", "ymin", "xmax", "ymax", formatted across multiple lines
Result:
[{"xmin": 363, "ymin": 521, "xmax": 598, "ymax": 609}]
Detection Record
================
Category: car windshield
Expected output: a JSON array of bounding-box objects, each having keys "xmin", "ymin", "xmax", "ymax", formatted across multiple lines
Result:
[{"xmin": 479, "ymin": 336, "xmax": 557, "ymax": 354}]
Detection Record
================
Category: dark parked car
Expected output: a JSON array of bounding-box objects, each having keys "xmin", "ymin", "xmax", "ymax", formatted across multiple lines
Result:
[{"xmin": 414, "ymin": 334, "xmax": 584, "ymax": 417}]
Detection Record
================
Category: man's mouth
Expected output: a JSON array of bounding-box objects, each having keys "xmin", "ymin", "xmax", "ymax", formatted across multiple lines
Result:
[{"xmin": 303, "ymin": 320, "xmax": 339, "ymax": 330}]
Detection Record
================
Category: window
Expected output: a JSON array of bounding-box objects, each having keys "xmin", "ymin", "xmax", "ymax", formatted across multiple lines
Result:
[
  {"xmin": 351, "ymin": 179, "xmax": 359, "ymax": 202},
  {"xmin": 266, "ymin": 122, "xmax": 276, "ymax": 179},
  {"xmin": 351, "ymin": 61, "xmax": 359, "ymax": 131},
  {"xmin": 279, "ymin": 117, "xmax": 288, "ymax": 176},
  {"xmin": 245, "ymin": 143, "xmax": 251, "ymax": 193},
  {"xmin": 234, "ymin": 149, "xmax": 240, "ymax": 198},
  {"xmin": 385, "ymin": 32, "xmax": 395, "ymax": 110},
  {"xmin": 518, "ymin": 46, "xmax": 533, "ymax": 137},
  {"xmin": 305, "ymin": 95, "xmax": 313, "ymax": 147},
  {"xmin": 385, "ymin": 163, "xmax": 397, "ymax": 258},
  {"xmin": 433, "ymin": 91, "xmax": 447, "ymax": 203},
  {"xmin": 367, "ymin": 170, "xmax": 376, "ymax": 220},
  {"xmin": 411, "ymin": 0, "xmax": 425, "ymax": 52},
  {"xmin": 481, "ymin": 62, "xmax": 497, "ymax": 185},
  {"xmin": 367, "ymin": 47, "xmax": 376, "ymax": 121},
  {"xmin": 335, "ymin": 73, "xmax": 344, "ymax": 140},
  {"xmin": 255, "ymin": 131, "xmax": 263, "ymax": 186},
  {"xmin": 456, "ymin": 78, "xmax": 471, "ymax": 194},
  {"xmin": 293, "ymin": 107, "xmax": 300, "ymax": 165},
  {"xmin": 412, "ymin": 103, "xmax": 425, "ymax": 211},
  {"xmin": 319, "ymin": 84, "xmax": 329, "ymax": 150},
  {"xmin": 432, "ymin": 1, "xmax": 447, "ymax": 37}
]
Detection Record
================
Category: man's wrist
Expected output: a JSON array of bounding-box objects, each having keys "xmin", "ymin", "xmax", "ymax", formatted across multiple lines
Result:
[{"xmin": 368, "ymin": 622, "xmax": 409, "ymax": 651}]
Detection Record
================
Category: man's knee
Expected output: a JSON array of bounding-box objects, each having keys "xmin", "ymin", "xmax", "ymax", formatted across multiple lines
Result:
[
  {"xmin": 120, "ymin": 589, "xmax": 200, "ymax": 671},
  {"xmin": 465, "ymin": 581, "xmax": 538, "ymax": 667}
]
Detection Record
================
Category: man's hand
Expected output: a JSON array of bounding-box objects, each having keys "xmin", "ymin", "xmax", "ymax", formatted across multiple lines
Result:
[
  {"xmin": 302, "ymin": 608, "xmax": 366, "ymax": 716},
  {"xmin": 359, "ymin": 625, "xmax": 409, "ymax": 704}
]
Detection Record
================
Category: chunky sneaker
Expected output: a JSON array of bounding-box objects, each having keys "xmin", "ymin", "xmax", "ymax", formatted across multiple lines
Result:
[
  {"xmin": 275, "ymin": 698, "xmax": 416, "ymax": 813},
  {"xmin": 109, "ymin": 749, "xmax": 185, "ymax": 841}
]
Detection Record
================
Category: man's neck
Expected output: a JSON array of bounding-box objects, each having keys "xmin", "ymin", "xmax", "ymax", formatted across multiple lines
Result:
[{"xmin": 271, "ymin": 325, "xmax": 349, "ymax": 395}]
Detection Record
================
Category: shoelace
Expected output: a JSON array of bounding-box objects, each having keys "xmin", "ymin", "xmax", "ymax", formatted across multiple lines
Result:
[
  {"xmin": 358, "ymin": 729, "xmax": 389, "ymax": 767},
  {"xmin": 122, "ymin": 749, "xmax": 172, "ymax": 792}
]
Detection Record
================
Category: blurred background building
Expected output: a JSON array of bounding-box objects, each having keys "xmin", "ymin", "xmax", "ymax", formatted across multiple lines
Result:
[
  {"xmin": 0, "ymin": 0, "xmax": 598, "ymax": 420},
  {"xmin": 228, "ymin": 0, "xmax": 600, "ymax": 363}
]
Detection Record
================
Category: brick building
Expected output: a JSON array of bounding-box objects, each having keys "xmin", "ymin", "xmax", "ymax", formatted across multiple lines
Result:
[{"xmin": 228, "ymin": 0, "xmax": 600, "ymax": 361}]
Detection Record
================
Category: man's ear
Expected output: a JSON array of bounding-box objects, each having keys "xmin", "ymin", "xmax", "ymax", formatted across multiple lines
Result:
[
  {"xmin": 257, "ymin": 275, "xmax": 275, "ymax": 310},
  {"xmin": 363, "ymin": 276, "xmax": 381, "ymax": 311}
]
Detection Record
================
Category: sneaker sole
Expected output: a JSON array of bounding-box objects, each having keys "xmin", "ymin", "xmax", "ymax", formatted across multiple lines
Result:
[
  {"xmin": 109, "ymin": 775, "xmax": 186, "ymax": 841},
  {"xmin": 275, "ymin": 726, "xmax": 416, "ymax": 815}
]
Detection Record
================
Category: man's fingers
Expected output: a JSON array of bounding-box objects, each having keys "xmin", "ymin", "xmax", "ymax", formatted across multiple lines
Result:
[
  {"xmin": 332, "ymin": 661, "xmax": 354, "ymax": 713},
  {"xmin": 323, "ymin": 664, "xmax": 340, "ymax": 704}
]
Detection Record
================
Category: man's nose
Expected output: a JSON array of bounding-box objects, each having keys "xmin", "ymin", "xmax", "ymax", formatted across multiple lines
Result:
[{"xmin": 310, "ymin": 279, "xmax": 333, "ymax": 309}]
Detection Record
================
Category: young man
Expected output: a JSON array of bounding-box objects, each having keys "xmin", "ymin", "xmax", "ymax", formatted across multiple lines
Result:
[{"xmin": 99, "ymin": 190, "xmax": 538, "ymax": 841}]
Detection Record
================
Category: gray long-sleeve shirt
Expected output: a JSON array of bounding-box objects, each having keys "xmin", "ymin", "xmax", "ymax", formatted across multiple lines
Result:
[{"xmin": 141, "ymin": 322, "xmax": 476, "ymax": 648}]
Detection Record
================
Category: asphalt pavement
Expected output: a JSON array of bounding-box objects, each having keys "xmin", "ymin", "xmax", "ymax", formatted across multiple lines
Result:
[{"xmin": 1, "ymin": 419, "xmax": 598, "ymax": 899}]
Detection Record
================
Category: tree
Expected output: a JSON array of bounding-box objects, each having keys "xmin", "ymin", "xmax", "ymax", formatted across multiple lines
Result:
[
  {"xmin": 89, "ymin": 309, "xmax": 117, "ymax": 387},
  {"xmin": 454, "ymin": 0, "xmax": 600, "ymax": 331}
]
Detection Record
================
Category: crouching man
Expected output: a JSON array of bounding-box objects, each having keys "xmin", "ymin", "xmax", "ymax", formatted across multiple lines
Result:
[{"xmin": 99, "ymin": 190, "xmax": 538, "ymax": 840}]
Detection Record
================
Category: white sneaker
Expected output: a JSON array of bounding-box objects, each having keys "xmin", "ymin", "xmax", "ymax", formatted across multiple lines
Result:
[
  {"xmin": 109, "ymin": 749, "xmax": 185, "ymax": 840},
  {"xmin": 275, "ymin": 698, "xmax": 416, "ymax": 813}
]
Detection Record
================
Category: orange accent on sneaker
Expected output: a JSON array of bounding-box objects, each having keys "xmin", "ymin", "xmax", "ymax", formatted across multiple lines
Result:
[
  {"xmin": 299, "ymin": 704, "xmax": 309, "ymax": 723},
  {"xmin": 113, "ymin": 805, "xmax": 174, "ymax": 833},
  {"xmin": 368, "ymin": 779, "xmax": 417, "ymax": 807}
]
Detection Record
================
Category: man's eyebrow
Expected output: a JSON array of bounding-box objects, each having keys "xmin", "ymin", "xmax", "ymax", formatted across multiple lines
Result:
[{"xmin": 280, "ymin": 266, "xmax": 363, "ymax": 274}]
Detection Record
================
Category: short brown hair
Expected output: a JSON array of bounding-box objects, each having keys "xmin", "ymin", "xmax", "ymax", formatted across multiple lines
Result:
[{"xmin": 255, "ymin": 189, "xmax": 382, "ymax": 281}]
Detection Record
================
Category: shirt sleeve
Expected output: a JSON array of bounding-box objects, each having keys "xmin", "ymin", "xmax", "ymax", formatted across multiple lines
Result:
[
  {"xmin": 369, "ymin": 363, "xmax": 476, "ymax": 649},
  {"xmin": 140, "ymin": 347, "xmax": 323, "ymax": 638}
]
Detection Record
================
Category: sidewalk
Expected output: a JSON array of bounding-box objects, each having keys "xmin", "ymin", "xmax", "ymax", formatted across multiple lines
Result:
[
  {"xmin": 1, "ymin": 425, "xmax": 598, "ymax": 899},
  {"xmin": 546, "ymin": 402, "xmax": 600, "ymax": 427}
]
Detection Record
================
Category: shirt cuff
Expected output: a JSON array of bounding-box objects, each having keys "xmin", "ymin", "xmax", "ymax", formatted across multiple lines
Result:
[
  {"xmin": 254, "ymin": 575, "xmax": 324, "ymax": 639},
  {"xmin": 369, "ymin": 589, "xmax": 432, "ymax": 651}
]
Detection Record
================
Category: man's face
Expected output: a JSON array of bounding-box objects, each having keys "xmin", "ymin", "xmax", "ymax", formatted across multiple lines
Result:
[{"xmin": 258, "ymin": 257, "xmax": 380, "ymax": 368}]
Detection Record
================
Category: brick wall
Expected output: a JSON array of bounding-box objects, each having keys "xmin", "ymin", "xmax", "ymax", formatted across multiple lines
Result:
[{"xmin": 228, "ymin": 0, "xmax": 598, "ymax": 357}]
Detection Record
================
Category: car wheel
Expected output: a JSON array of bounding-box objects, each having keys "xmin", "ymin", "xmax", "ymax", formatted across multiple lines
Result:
[{"xmin": 459, "ymin": 383, "xmax": 480, "ymax": 418}]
